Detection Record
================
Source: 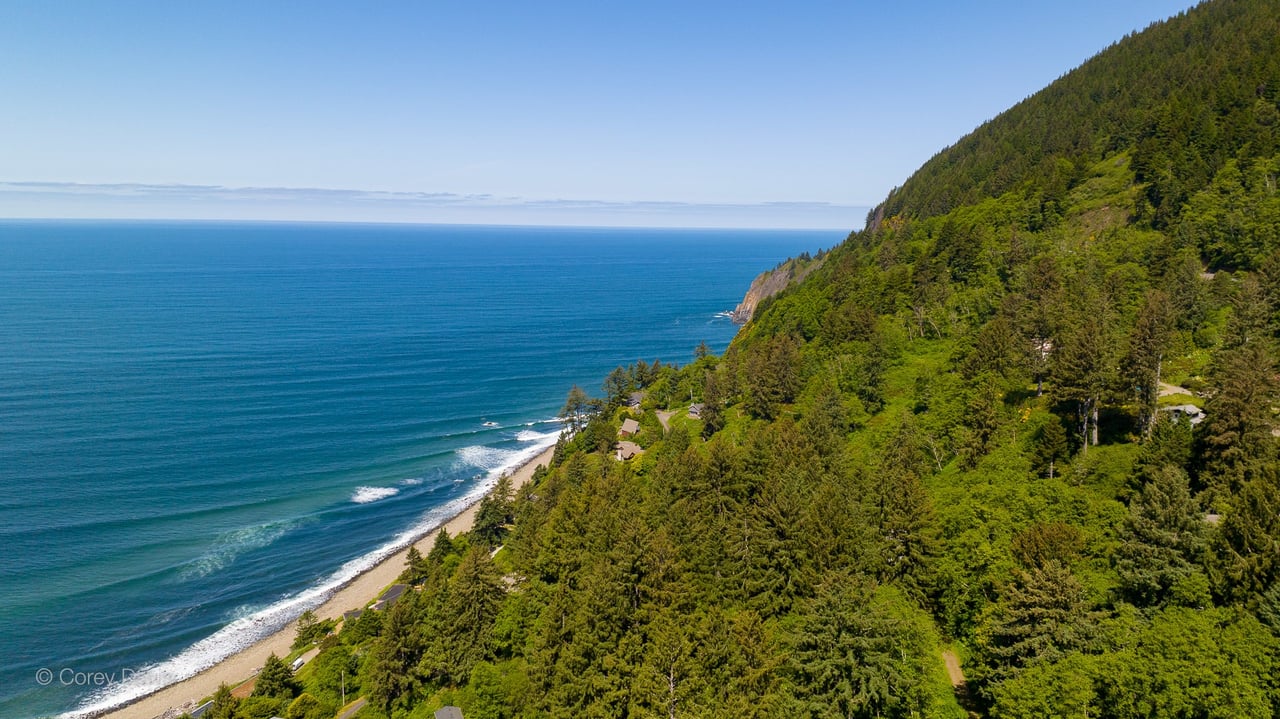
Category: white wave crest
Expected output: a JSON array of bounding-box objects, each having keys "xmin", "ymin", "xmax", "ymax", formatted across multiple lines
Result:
[
  {"xmin": 64, "ymin": 432, "xmax": 562, "ymax": 719},
  {"xmin": 351, "ymin": 486, "xmax": 399, "ymax": 504},
  {"xmin": 515, "ymin": 428, "xmax": 559, "ymax": 443},
  {"xmin": 455, "ymin": 445, "xmax": 516, "ymax": 471},
  {"xmin": 400, "ymin": 477, "xmax": 424, "ymax": 486}
]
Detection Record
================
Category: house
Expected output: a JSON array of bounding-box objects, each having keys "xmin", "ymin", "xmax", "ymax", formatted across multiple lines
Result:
[
  {"xmin": 616, "ymin": 441, "xmax": 643, "ymax": 461},
  {"xmin": 373, "ymin": 583, "xmax": 408, "ymax": 611},
  {"xmin": 619, "ymin": 418, "xmax": 640, "ymax": 436},
  {"xmin": 626, "ymin": 391, "xmax": 645, "ymax": 409},
  {"xmin": 688, "ymin": 403, "xmax": 705, "ymax": 418},
  {"xmin": 435, "ymin": 707, "xmax": 464, "ymax": 719},
  {"xmin": 381, "ymin": 583, "xmax": 408, "ymax": 603},
  {"xmin": 343, "ymin": 609, "xmax": 364, "ymax": 623},
  {"xmin": 1160, "ymin": 404, "xmax": 1206, "ymax": 425}
]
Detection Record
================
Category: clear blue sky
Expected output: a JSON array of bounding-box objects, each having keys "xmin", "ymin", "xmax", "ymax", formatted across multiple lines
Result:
[{"xmin": 0, "ymin": 1, "xmax": 1198, "ymax": 228}]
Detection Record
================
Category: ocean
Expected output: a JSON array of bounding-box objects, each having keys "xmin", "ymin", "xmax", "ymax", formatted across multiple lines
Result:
[{"xmin": 0, "ymin": 220, "xmax": 839, "ymax": 718}]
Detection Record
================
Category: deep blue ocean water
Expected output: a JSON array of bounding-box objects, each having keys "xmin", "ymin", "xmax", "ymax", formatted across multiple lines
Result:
[{"xmin": 0, "ymin": 220, "xmax": 839, "ymax": 718}]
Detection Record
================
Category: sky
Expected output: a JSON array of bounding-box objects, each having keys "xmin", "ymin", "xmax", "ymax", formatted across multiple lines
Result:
[{"xmin": 0, "ymin": 1, "xmax": 1199, "ymax": 229}]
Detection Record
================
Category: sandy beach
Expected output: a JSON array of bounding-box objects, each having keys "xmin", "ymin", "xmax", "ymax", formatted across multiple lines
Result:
[{"xmin": 97, "ymin": 444, "xmax": 556, "ymax": 719}]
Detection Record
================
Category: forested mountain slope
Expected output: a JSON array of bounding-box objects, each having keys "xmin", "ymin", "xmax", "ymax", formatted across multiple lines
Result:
[
  {"xmin": 201, "ymin": 1, "xmax": 1280, "ymax": 717},
  {"xmin": 875, "ymin": 0, "xmax": 1280, "ymax": 240}
]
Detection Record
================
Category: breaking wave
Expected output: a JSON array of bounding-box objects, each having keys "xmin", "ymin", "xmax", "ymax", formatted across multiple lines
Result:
[{"xmin": 351, "ymin": 486, "xmax": 400, "ymax": 504}]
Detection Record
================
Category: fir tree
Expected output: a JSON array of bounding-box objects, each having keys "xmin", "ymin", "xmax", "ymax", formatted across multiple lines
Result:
[
  {"xmin": 790, "ymin": 578, "xmax": 932, "ymax": 719},
  {"xmin": 367, "ymin": 591, "xmax": 423, "ymax": 716},
  {"xmin": 474, "ymin": 474, "xmax": 515, "ymax": 549},
  {"xmin": 1010, "ymin": 522, "xmax": 1083, "ymax": 571},
  {"xmin": 436, "ymin": 545, "xmax": 507, "ymax": 683},
  {"xmin": 1031, "ymin": 415, "xmax": 1070, "ymax": 479},
  {"xmin": 700, "ymin": 369, "xmax": 726, "ymax": 439},
  {"xmin": 1212, "ymin": 470, "xmax": 1280, "ymax": 605},
  {"xmin": 1197, "ymin": 338, "xmax": 1277, "ymax": 500},
  {"xmin": 209, "ymin": 683, "xmax": 238, "ymax": 719},
  {"xmin": 798, "ymin": 375, "xmax": 849, "ymax": 459},
  {"xmin": 982, "ymin": 562, "xmax": 1095, "ymax": 681},
  {"xmin": 291, "ymin": 609, "xmax": 334, "ymax": 650},
  {"xmin": 1123, "ymin": 290, "xmax": 1174, "ymax": 437},
  {"xmin": 967, "ymin": 315, "xmax": 1024, "ymax": 382},
  {"xmin": 743, "ymin": 333, "xmax": 800, "ymax": 420},
  {"xmin": 871, "ymin": 465, "xmax": 939, "ymax": 601},
  {"xmin": 1257, "ymin": 581, "xmax": 1280, "ymax": 633},
  {"xmin": 561, "ymin": 385, "xmax": 592, "ymax": 432},
  {"xmin": 1051, "ymin": 293, "xmax": 1115, "ymax": 453},
  {"xmin": 1137, "ymin": 413, "xmax": 1194, "ymax": 486},
  {"xmin": 252, "ymin": 653, "xmax": 299, "ymax": 700},
  {"xmin": 1115, "ymin": 466, "xmax": 1208, "ymax": 607},
  {"xmin": 632, "ymin": 610, "xmax": 700, "ymax": 719},
  {"xmin": 1015, "ymin": 254, "xmax": 1066, "ymax": 395},
  {"xmin": 401, "ymin": 546, "xmax": 428, "ymax": 584},
  {"xmin": 603, "ymin": 366, "xmax": 631, "ymax": 407},
  {"xmin": 427, "ymin": 528, "xmax": 455, "ymax": 566}
]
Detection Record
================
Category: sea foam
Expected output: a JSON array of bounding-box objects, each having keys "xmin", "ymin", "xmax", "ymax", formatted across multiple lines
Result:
[
  {"xmin": 178, "ymin": 520, "xmax": 298, "ymax": 581},
  {"xmin": 515, "ymin": 428, "xmax": 559, "ymax": 443},
  {"xmin": 64, "ymin": 430, "xmax": 561, "ymax": 719},
  {"xmin": 455, "ymin": 444, "xmax": 516, "ymax": 471},
  {"xmin": 351, "ymin": 486, "xmax": 400, "ymax": 503}
]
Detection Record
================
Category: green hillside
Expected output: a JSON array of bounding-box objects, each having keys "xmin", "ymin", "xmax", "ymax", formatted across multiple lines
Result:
[
  {"xmin": 199, "ymin": 1, "xmax": 1280, "ymax": 717},
  {"xmin": 876, "ymin": 0, "xmax": 1280, "ymax": 244}
]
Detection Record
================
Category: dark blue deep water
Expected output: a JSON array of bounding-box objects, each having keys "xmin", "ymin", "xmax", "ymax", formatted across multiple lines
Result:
[{"xmin": 0, "ymin": 220, "xmax": 838, "ymax": 717}]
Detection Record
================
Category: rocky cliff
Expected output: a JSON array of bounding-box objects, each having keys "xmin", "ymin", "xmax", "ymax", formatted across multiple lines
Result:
[{"xmin": 730, "ymin": 254, "xmax": 823, "ymax": 324}]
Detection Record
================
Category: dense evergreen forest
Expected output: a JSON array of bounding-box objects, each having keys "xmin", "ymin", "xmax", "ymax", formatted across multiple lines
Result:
[{"xmin": 196, "ymin": 0, "xmax": 1280, "ymax": 717}]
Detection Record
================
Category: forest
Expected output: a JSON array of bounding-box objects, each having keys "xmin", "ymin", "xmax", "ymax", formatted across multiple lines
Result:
[{"xmin": 191, "ymin": 0, "xmax": 1280, "ymax": 716}]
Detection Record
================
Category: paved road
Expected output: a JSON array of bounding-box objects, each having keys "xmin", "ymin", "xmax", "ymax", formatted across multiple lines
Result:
[{"xmin": 336, "ymin": 697, "xmax": 367, "ymax": 719}]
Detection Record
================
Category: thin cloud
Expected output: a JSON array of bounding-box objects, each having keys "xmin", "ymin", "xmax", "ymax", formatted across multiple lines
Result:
[{"xmin": 0, "ymin": 181, "xmax": 867, "ymax": 230}]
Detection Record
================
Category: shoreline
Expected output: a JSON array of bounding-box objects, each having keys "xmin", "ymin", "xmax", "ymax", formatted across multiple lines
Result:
[{"xmin": 91, "ymin": 444, "xmax": 557, "ymax": 719}]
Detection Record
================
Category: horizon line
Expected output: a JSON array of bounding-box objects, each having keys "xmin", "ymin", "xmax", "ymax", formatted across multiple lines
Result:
[
  {"xmin": 0, "ymin": 180, "xmax": 870, "ymax": 232},
  {"xmin": 0, "ymin": 215, "xmax": 857, "ymax": 234}
]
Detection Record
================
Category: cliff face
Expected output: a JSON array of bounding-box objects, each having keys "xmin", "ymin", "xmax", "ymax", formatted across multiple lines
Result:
[{"xmin": 730, "ymin": 255, "xmax": 822, "ymax": 324}]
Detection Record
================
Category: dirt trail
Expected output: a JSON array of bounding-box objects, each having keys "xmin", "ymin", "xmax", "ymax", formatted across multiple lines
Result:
[
  {"xmin": 1159, "ymin": 381, "xmax": 1193, "ymax": 397},
  {"xmin": 941, "ymin": 649, "xmax": 966, "ymax": 687},
  {"xmin": 656, "ymin": 410, "xmax": 675, "ymax": 431}
]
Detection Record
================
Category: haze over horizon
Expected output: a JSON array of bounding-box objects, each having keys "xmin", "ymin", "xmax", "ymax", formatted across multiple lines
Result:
[{"xmin": 1, "ymin": 1, "xmax": 1197, "ymax": 228}]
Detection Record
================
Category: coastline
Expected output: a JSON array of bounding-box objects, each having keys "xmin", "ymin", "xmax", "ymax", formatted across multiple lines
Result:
[{"xmin": 91, "ymin": 444, "xmax": 557, "ymax": 719}]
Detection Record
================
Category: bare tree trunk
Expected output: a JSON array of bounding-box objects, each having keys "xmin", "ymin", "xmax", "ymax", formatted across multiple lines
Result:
[
  {"xmin": 923, "ymin": 434, "xmax": 945, "ymax": 472},
  {"xmin": 926, "ymin": 314, "xmax": 942, "ymax": 339},
  {"xmin": 667, "ymin": 666, "xmax": 677, "ymax": 719},
  {"xmin": 1146, "ymin": 354, "xmax": 1163, "ymax": 437},
  {"xmin": 1078, "ymin": 400, "xmax": 1090, "ymax": 457},
  {"xmin": 1091, "ymin": 402, "xmax": 1099, "ymax": 446}
]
